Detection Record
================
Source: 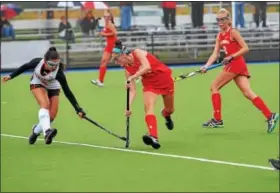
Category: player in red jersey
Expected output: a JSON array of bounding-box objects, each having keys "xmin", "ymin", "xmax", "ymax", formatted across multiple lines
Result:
[
  {"xmin": 91, "ymin": 10, "xmax": 117, "ymax": 87},
  {"xmin": 112, "ymin": 40, "xmax": 175, "ymax": 149},
  {"xmin": 201, "ymin": 8, "xmax": 279, "ymax": 132}
]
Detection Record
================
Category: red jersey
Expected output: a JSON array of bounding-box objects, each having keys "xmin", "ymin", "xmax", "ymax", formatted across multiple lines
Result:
[
  {"xmin": 125, "ymin": 50, "xmax": 174, "ymax": 94},
  {"xmin": 218, "ymin": 28, "xmax": 250, "ymax": 77},
  {"xmin": 103, "ymin": 26, "xmax": 117, "ymax": 53}
]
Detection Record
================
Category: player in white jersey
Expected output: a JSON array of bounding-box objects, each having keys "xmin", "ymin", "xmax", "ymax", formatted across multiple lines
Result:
[{"xmin": 2, "ymin": 47, "xmax": 86, "ymax": 145}]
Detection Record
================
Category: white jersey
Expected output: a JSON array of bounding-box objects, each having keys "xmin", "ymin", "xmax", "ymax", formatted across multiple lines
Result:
[{"xmin": 30, "ymin": 59, "xmax": 61, "ymax": 90}]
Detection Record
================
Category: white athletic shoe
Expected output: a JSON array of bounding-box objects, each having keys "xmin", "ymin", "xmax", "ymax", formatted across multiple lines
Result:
[{"xmin": 91, "ymin": 79, "xmax": 104, "ymax": 87}]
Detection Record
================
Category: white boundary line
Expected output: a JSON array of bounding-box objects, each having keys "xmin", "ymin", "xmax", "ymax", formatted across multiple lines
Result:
[{"xmin": 1, "ymin": 133, "xmax": 274, "ymax": 171}]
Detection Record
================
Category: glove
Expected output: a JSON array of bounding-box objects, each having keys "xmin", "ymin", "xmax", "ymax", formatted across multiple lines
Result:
[{"xmin": 77, "ymin": 108, "xmax": 86, "ymax": 118}]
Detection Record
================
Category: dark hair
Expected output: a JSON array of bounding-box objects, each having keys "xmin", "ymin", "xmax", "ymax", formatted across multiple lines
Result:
[
  {"xmin": 114, "ymin": 40, "xmax": 130, "ymax": 54},
  {"xmin": 114, "ymin": 40, "xmax": 123, "ymax": 49},
  {"xmin": 44, "ymin": 47, "xmax": 59, "ymax": 61}
]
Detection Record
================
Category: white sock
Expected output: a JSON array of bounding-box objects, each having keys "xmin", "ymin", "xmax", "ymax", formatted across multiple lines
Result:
[
  {"xmin": 33, "ymin": 124, "xmax": 42, "ymax": 135},
  {"xmin": 38, "ymin": 108, "xmax": 51, "ymax": 136}
]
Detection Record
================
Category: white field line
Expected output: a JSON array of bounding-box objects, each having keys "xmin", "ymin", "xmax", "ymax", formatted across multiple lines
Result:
[{"xmin": 1, "ymin": 133, "xmax": 274, "ymax": 171}]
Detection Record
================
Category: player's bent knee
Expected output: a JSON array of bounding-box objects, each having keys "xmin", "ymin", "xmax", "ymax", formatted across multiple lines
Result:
[
  {"xmin": 144, "ymin": 105, "xmax": 154, "ymax": 115},
  {"xmin": 210, "ymin": 85, "xmax": 218, "ymax": 93}
]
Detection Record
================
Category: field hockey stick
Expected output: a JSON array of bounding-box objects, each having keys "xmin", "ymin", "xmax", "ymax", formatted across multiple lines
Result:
[
  {"xmin": 173, "ymin": 63, "xmax": 223, "ymax": 82},
  {"xmin": 125, "ymin": 85, "xmax": 130, "ymax": 148},
  {"xmin": 83, "ymin": 116, "xmax": 127, "ymax": 141}
]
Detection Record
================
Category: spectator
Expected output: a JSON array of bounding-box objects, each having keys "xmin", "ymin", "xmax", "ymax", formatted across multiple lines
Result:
[
  {"xmin": 120, "ymin": 1, "xmax": 133, "ymax": 31},
  {"xmin": 191, "ymin": 2, "xmax": 204, "ymax": 28},
  {"xmin": 58, "ymin": 16, "xmax": 75, "ymax": 43},
  {"xmin": 235, "ymin": 2, "xmax": 245, "ymax": 28},
  {"xmin": 162, "ymin": 1, "xmax": 176, "ymax": 30},
  {"xmin": 1, "ymin": 16, "xmax": 15, "ymax": 40},
  {"xmin": 80, "ymin": 11, "xmax": 100, "ymax": 37},
  {"xmin": 253, "ymin": 2, "xmax": 267, "ymax": 28}
]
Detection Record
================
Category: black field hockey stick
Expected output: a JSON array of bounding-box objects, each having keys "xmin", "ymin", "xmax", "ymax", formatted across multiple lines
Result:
[
  {"xmin": 173, "ymin": 63, "xmax": 223, "ymax": 82},
  {"xmin": 84, "ymin": 116, "xmax": 127, "ymax": 141},
  {"xmin": 125, "ymin": 84, "xmax": 130, "ymax": 148}
]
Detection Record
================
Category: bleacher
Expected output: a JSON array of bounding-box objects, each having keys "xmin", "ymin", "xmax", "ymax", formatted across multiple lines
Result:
[
  {"xmin": 44, "ymin": 27, "xmax": 278, "ymax": 68},
  {"xmin": 2, "ymin": 2, "xmax": 279, "ymax": 68}
]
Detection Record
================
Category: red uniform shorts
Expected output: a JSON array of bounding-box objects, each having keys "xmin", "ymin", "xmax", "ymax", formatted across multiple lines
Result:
[
  {"xmin": 142, "ymin": 72, "xmax": 174, "ymax": 96},
  {"xmin": 223, "ymin": 58, "xmax": 250, "ymax": 78}
]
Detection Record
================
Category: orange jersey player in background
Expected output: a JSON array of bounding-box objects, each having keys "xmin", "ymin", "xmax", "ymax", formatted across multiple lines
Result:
[
  {"xmin": 91, "ymin": 10, "xmax": 117, "ymax": 87},
  {"xmin": 112, "ymin": 40, "xmax": 175, "ymax": 149},
  {"xmin": 201, "ymin": 8, "xmax": 279, "ymax": 132}
]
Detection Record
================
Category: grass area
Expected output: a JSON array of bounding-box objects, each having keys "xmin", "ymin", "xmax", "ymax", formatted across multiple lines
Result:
[{"xmin": 1, "ymin": 64, "xmax": 279, "ymax": 192}]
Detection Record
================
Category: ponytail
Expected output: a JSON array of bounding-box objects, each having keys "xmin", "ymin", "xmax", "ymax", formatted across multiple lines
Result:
[
  {"xmin": 113, "ymin": 40, "xmax": 130, "ymax": 54},
  {"xmin": 45, "ymin": 47, "xmax": 59, "ymax": 61},
  {"xmin": 48, "ymin": 46, "xmax": 57, "ymax": 52}
]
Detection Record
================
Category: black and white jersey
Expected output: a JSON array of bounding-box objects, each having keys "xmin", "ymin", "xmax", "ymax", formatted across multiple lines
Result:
[
  {"xmin": 9, "ymin": 57, "xmax": 82, "ymax": 113},
  {"xmin": 31, "ymin": 58, "xmax": 61, "ymax": 89}
]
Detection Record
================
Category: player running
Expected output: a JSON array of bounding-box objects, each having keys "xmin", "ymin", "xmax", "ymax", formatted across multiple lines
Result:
[
  {"xmin": 91, "ymin": 10, "xmax": 117, "ymax": 87},
  {"xmin": 1, "ymin": 47, "xmax": 86, "ymax": 145},
  {"xmin": 200, "ymin": 8, "xmax": 279, "ymax": 132},
  {"xmin": 112, "ymin": 40, "xmax": 175, "ymax": 149}
]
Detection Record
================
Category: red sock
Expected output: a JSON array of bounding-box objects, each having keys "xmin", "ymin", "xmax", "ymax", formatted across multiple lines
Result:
[
  {"xmin": 212, "ymin": 93, "xmax": 222, "ymax": 121},
  {"xmin": 252, "ymin": 96, "xmax": 272, "ymax": 119},
  {"xmin": 162, "ymin": 108, "xmax": 172, "ymax": 118},
  {"xmin": 98, "ymin": 66, "xmax": 107, "ymax": 83},
  {"xmin": 145, "ymin": 114, "xmax": 158, "ymax": 138}
]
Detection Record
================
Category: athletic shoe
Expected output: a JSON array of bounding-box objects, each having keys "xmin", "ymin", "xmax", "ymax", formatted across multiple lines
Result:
[
  {"xmin": 161, "ymin": 109, "xmax": 174, "ymax": 130},
  {"xmin": 44, "ymin": 128, "xmax": 57, "ymax": 145},
  {"xmin": 268, "ymin": 158, "xmax": 280, "ymax": 171},
  {"xmin": 142, "ymin": 134, "xmax": 161, "ymax": 149},
  {"xmin": 29, "ymin": 125, "xmax": 40, "ymax": 145},
  {"xmin": 267, "ymin": 113, "xmax": 279, "ymax": 133},
  {"xmin": 91, "ymin": 79, "xmax": 104, "ymax": 87},
  {"xmin": 202, "ymin": 118, "xmax": 224, "ymax": 128}
]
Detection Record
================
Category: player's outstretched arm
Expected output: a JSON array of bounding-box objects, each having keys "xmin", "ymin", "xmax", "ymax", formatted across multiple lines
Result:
[
  {"xmin": 2, "ymin": 58, "xmax": 42, "ymax": 83},
  {"xmin": 205, "ymin": 35, "xmax": 221, "ymax": 68},
  {"xmin": 200, "ymin": 35, "xmax": 221, "ymax": 73},
  {"xmin": 56, "ymin": 64, "xmax": 85, "ymax": 118}
]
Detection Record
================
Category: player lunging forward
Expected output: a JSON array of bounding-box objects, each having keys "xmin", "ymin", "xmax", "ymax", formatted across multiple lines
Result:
[
  {"xmin": 201, "ymin": 8, "xmax": 279, "ymax": 132},
  {"xmin": 2, "ymin": 47, "xmax": 85, "ymax": 145},
  {"xmin": 112, "ymin": 40, "xmax": 175, "ymax": 149}
]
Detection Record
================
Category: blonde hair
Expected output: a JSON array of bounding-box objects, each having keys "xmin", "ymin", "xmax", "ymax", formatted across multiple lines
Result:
[
  {"xmin": 217, "ymin": 8, "xmax": 232, "ymax": 27},
  {"xmin": 104, "ymin": 9, "xmax": 114, "ymax": 24}
]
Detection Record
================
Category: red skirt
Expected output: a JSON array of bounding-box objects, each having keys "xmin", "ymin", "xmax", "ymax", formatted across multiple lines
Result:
[
  {"xmin": 223, "ymin": 57, "xmax": 250, "ymax": 78},
  {"xmin": 142, "ymin": 72, "xmax": 174, "ymax": 95}
]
